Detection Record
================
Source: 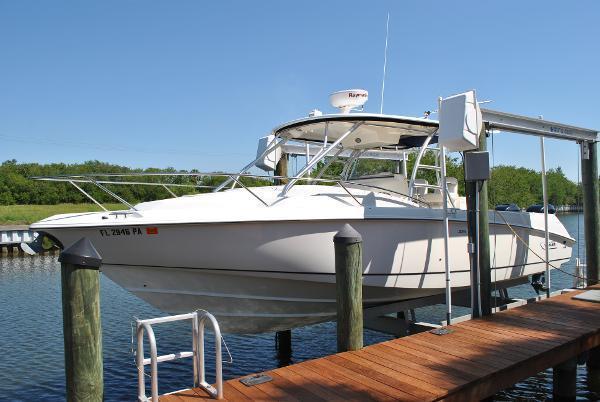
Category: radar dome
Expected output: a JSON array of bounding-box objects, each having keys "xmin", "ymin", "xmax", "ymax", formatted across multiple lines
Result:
[{"xmin": 330, "ymin": 89, "xmax": 368, "ymax": 114}]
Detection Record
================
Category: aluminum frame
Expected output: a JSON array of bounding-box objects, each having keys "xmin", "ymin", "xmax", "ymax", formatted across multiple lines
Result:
[{"xmin": 136, "ymin": 311, "xmax": 223, "ymax": 401}]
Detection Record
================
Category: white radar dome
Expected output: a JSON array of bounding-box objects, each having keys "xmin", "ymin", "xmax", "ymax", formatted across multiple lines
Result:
[{"xmin": 330, "ymin": 89, "xmax": 368, "ymax": 114}]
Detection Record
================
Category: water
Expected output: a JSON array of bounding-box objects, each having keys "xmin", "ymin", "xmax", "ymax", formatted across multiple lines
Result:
[{"xmin": 0, "ymin": 213, "xmax": 597, "ymax": 401}]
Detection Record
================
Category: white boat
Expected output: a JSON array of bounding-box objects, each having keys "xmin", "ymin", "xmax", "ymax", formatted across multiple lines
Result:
[{"xmin": 30, "ymin": 90, "xmax": 574, "ymax": 333}]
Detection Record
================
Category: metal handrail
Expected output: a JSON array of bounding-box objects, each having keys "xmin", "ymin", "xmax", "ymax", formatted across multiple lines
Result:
[
  {"xmin": 135, "ymin": 311, "xmax": 223, "ymax": 402},
  {"xmin": 197, "ymin": 312, "xmax": 224, "ymax": 399},
  {"xmin": 574, "ymin": 258, "xmax": 587, "ymax": 288},
  {"xmin": 32, "ymin": 172, "xmax": 428, "ymax": 210},
  {"xmin": 408, "ymin": 131, "xmax": 437, "ymax": 197}
]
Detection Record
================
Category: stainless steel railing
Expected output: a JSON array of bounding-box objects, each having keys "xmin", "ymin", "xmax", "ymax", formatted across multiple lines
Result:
[
  {"xmin": 136, "ymin": 311, "xmax": 223, "ymax": 401},
  {"xmin": 32, "ymin": 171, "xmax": 430, "ymax": 210}
]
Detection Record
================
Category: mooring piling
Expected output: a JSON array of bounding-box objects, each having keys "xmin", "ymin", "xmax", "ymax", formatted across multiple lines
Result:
[
  {"xmin": 553, "ymin": 357, "xmax": 578, "ymax": 402},
  {"xmin": 275, "ymin": 329, "xmax": 292, "ymax": 365},
  {"xmin": 333, "ymin": 224, "xmax": 363, "ymax": 352},
  {"xmin": 59, "ymin": 237, "xmax": 103, "ymax": 402}
]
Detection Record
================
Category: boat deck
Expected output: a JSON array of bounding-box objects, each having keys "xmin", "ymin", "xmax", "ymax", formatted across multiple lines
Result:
[{"xmin": 162, "ymin": 285, "xmax": 600, "ymax": 401}]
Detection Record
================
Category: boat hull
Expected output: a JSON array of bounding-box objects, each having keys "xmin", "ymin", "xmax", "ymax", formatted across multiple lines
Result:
[{"xmin": 41, "ymin": 216, "xmax": 573, "ymax": 333}]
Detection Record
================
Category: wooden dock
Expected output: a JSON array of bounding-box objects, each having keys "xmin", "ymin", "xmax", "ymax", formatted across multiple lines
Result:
[{"xmin": 162, "ymin": 285, "xmax": 600, "ymax": 401}]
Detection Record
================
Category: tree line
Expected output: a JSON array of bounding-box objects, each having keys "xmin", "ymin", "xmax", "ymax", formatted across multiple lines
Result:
[
  {"xmin": 0, "ymin": 159, "xmax": 268, "ymax": 205},
  {"xmin": 0, "ymin": 157, "xmax": 587, "ymax": 209}
]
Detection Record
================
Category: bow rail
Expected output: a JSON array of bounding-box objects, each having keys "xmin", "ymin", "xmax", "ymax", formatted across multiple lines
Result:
[{"xmin": 31, "ymin": 171, "xmax": 431, "ymax": 210}]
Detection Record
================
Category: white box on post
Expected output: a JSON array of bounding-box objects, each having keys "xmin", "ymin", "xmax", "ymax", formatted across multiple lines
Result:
[{"xmin": 438, "ymin": 90, "xmax": 483, "ymax": 152}]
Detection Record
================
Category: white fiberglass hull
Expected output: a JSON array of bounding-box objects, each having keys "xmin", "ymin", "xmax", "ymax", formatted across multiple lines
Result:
[{"xmin": 37, "ymin": 215, "xmax": 573, "ymax": 333}]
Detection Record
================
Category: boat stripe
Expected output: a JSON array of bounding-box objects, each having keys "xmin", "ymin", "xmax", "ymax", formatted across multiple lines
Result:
[{"xmin": 104, "ymin": 257, "xmax": 569, "ymax": 276}]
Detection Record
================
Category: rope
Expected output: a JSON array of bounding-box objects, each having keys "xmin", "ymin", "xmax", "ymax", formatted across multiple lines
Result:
[
  {"xmin": 495, "ymin": 210, "xmax": 587, "ymax": 281},
  {"xmin": 194, "ymin": 308, "xmax": 234, "ymax": 365}
]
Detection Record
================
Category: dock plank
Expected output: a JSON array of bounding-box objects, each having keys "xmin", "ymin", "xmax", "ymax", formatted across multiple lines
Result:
[
  {"xmin": 286, "ymin": 360, "xmax": 390, "ymax": 402},
  {"xmin": 165, "ymin": 285, "xmax": 600, "ymax": 401}
]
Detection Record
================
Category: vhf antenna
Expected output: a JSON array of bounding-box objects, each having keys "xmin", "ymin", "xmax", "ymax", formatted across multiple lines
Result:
[{"xmin": 380, "ymin": 12, "xmax": 390, "ymax": 114}]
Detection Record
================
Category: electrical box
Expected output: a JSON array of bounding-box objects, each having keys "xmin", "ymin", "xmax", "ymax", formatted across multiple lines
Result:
[
  {"xmin": 464, "ymin": 151, "xmax": 490, "ymax": 181},
  {"xmin": 255, "ymin": 135, "xmax": 282, "ymax": 171},
  {"xmin": 438, "ymin": 90, "xmax": 482, "ymax": 152}
]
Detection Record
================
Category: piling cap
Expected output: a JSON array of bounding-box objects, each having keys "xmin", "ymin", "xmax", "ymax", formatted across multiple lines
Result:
[
  {"xmin": 333, "ymin": 224, "xmax": 362, "ymax": 244},
  {"xmin": 59, "ymin": 237, "xmax": 102, "ymax": 268}
]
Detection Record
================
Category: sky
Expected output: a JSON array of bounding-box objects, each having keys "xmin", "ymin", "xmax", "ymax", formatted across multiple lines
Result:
[{"xmin": 0, "ymin": 1, "xmax": 598, "ymax": 181}]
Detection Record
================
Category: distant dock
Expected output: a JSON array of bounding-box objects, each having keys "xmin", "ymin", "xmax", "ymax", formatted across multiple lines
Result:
[
  {"xmin": 0, "ymin": 225, "xmax": 56, "ymax": 256},
  {"xmin": 163, "ymin": 285, "xmax": 600, "ymax": 401}
]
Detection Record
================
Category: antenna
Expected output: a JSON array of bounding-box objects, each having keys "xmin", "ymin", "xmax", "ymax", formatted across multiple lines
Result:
[{"xmin": 380, "ymin": 12, "xmax": 390, "ymax": 114}]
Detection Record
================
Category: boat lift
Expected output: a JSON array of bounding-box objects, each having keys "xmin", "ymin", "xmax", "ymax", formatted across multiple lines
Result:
[{"xmin": 436, "ymin": 97, "xmax": 598, "ymax": 324}]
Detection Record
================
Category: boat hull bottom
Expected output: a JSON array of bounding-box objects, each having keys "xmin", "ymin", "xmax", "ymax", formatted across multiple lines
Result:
[{"xmin": 102, "ymin": 264, "xmax": 541, "ymax": 333}]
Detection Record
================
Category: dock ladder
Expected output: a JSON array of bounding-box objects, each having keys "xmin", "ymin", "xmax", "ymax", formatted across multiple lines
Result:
[{"xmin": 136, "ymin": 311, "xmax": 223, "ymax": 401}]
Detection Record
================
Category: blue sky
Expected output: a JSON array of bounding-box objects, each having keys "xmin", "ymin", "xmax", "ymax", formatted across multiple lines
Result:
[{"xmin": 0, "ymin": 1, "xmax": 598, "ymax": 181}]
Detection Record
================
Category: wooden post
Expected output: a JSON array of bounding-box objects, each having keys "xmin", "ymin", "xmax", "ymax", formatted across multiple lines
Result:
[
  {"xmin": 333, "ymin": 224, "xmax": 363, "ymax": 352},
  {"xmin": 553, "ymin": 357, "xmax": 577, "ymax": 402},
  {"xmin": 582, "ymin": 141, "xmax": 600, "ymax": 285},
  {"xmin": 275, "ymin": 153, "xmax": 288, "ymax": 185},
  {"xmin": 587, "ymin": 361, "xmax": 600, "ymax": 398},
  {"xmin": 275, "ymin": 330, "xmax": 292, "ymax": 366},
  {"xmin": 464, "ymin": 128, "xmax": 492, "ymax": 318},
  {"xmin": 59, "ymin": 238, "xmax": 103, "ymax": 401},
  {"xmin": 582, "ymin": 141, "xmax": 600, "ymax": 371},
  {"xmin": 478, "ymin": 132, "xmax": 492, "ymax": 316}
]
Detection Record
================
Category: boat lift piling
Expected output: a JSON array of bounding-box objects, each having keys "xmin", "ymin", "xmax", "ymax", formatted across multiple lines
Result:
[
  {"xmin": 581, "ymin": 140, "xmax": 600, "ymax": 375},
  {"xmin": 477, "ymin": 130, "xmax": 492, "ymax": 317},
  {"xmin": 463, "ymin": 127, "xmax": 492, "ymax": 319},
  {"xmin": 58, "ymin": 237, "xmax": 103, "ymax": 402}
]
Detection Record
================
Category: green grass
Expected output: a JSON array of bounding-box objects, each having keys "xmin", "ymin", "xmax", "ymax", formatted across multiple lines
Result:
[{"xmin": 0, "ymin": 203, "xmax": 125, "ymax": 225}]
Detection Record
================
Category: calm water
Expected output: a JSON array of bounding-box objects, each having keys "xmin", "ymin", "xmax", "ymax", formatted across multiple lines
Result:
[{"xmin": 0, "ymin": 213, "xmax": 598, "ymax": 401}]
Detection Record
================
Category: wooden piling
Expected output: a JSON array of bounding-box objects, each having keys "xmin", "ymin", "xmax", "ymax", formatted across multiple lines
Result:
[
  {"xmin": 582, "ymin": 141, "xmax": 600, "ymax": 371},
  {"xmin": 478, "ymin": 130, "xmax": 492, "ymax": 316},
  {"xmin": 582, "ymin": 141, "xmax": 599, "ymax": 285},
  {"xmin": 275, "ymin": 330, "xmax": 292, "ymax": 364},
  {"xmin": 553, "ymin": 357, "xmax": 577, "ymax": 402},
  {"xmin": 333, "ymin": 224, "xmax": 363, "ymax": 352},
  {"xmin": 59, "ymin": 238, "xmax": 103, "ymax": 401},
  {"xmin": 275, "ymin": 153, "xmax": 288, "ymax": 185},
  {"xmin": 464, "ymin": 127, "xmax": 492, "ymax": 318}
]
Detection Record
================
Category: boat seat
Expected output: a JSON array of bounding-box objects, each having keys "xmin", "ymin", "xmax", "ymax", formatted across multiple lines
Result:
[
  {"xmin": 421, "ymin": 177, "xmax": 461, "ymax": 207},
  {"xmin": 346, "ymin": 173, "xmax": 409, "ymax": 196}
]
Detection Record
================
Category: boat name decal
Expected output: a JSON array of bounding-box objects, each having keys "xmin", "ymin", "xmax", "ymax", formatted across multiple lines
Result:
[
  {"xmin": 541, "ymin": 240, "xmax": 557, "ymax": 250},
  {"xmin": 99, "ymin": 227, "xmax": 156, "ymax": 237}
]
